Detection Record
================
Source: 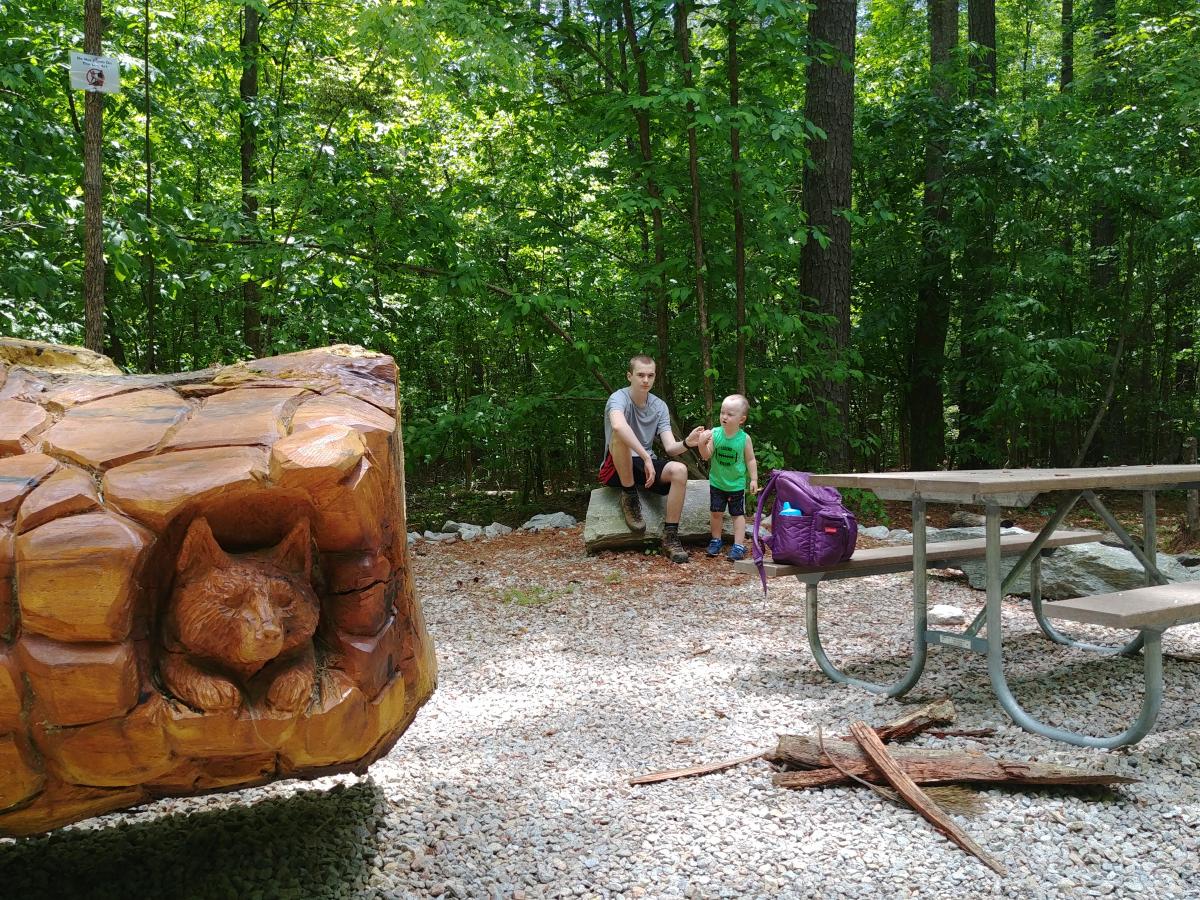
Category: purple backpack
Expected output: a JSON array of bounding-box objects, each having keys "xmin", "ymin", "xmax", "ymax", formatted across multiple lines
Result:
[{"xmin": 751, "ymin": 470, "xmax": 858, "ymax": 592}]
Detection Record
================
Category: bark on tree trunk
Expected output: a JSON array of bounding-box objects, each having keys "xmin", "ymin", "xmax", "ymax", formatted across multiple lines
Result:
[
  {"xmin": 241, "ymin": 2, "xmax": 263, "ymax": 357},
  {"xmin": 83, "ymin": 0, "xmax": 106, "ymax": 354},
  {"xmin": 141, "ymin": 0, "xmax": 156, "ymax": 371},
  {"xmin": 621, "ymin": 0, "xmax": 676, "ymax": 416},
  {"xmin": 1060, "ymin": 0, "xmax": 1074, "ymax": 91},
  {"xmin": 1088, "ymin": 0, "xmax": 1117, "ymax": 310},
  {"xmin": 909, "ymin": 0, "xmax": 958, "ymax": 470},
  {"xmin": 956, "ymin": 0, "xmax": 998, "ymax": 468},
  {"xmin": 799, "ymin": 0, "xmax": 856, "ymax": 469},
  {"xmin": 728, "ymin": 3, "xmax": 746, "ymax": 397},
  {"xmin": 675, "ymin": 0, "xmax": 714, "ymax": 423}
]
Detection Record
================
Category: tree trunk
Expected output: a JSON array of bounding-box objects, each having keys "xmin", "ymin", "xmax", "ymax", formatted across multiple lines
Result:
[
  {"xmin": 141, "ymin": 0, "xmax": 156, "ymax": 371},
  {"xmin": 675, "ymin": 0, "xmax": 714, "ymax": 423},
  {"xmin": 1088, "ymin": 0, "xmax": 1117, "ymax": 308},
  {"xmin": 82, "ymin": 0, "xmax": 106, "ymax": 354},
  {"xmin": 908, "ymin": 0, "xmax": 958, "ymax": 470},
  {"xmin": 241, "ymin": 2, "xmax": 263, "ymax": 356},
  {"xmin": 956, "ymin": 0, "xmax": 998, "ymax": 467},
  {"xmin": 1060, "ymin": 0, "xmax": 1074, "ymax": 91},
  {"xmin": 621, "ymin": 0, "xmax": 675, "ymax": 413},
  {"xmin": 799, "ymin": 0, "xmax": 856, "ymax": 468},
  {"xmin": 728, "ymin": 2, "xmax": 746, "ymax": 397}
]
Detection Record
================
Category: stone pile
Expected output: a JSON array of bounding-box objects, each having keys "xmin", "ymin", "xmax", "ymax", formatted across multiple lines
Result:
[{"xmin": 408, "ymin": 512, "xmax": 580, "ymax": 545}]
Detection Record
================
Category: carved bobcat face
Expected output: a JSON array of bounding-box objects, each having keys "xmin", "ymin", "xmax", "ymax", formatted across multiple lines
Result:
[{"xmin": 168, "ymin": 518, "xmax": 320, "ymax": 671}]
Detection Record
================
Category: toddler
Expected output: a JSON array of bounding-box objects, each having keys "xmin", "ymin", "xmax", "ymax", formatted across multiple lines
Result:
[{"xmin": 697, "ymin": 394, "xmax": 758, "ymax": 561}]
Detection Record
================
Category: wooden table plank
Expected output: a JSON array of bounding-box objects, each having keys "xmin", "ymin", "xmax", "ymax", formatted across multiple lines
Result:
[
  {"xmin": 734, "ymin": 529, "xmax": 1104, "ymax": 579},
  {"xmin": 808, "ymin": 466, "xmax": 1200, "ymax": 504},
  {"xmin": 1042, "ymin": 583, "xmax": 1200, "ymax": 630}
]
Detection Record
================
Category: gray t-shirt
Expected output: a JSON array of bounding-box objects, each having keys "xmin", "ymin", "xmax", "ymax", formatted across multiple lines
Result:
[{"xmin": 603, "ymin": 387, "xmax": 671, "ymax": 460}]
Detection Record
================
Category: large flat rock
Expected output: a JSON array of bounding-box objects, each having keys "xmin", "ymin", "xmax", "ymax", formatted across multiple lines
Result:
[
  {"xmin": 897, "ymin": 527, "xmax": 1200, "ymax": 599},
  {"xmin": 583, "ymin": 479, "xmax": 734, "ymax": 553}
]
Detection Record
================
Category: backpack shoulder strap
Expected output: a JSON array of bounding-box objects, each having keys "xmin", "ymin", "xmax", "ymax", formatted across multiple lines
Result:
[{"xmin": 751, "ymin": 471, "xmax": 778, "ymax": 595}]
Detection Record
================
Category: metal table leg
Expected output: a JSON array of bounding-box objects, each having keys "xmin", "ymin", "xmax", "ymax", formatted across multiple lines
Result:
[
  {"xmin": 984, "ymin": 504, "xmax": 1166, "ymax": 748},
  {"xmin": 803, "ymin": 498, "xmax": 929, "ymax": 697}
]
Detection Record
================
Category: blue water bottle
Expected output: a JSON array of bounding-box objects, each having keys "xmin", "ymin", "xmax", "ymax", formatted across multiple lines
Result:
[{"xmin": 779, "ymin": 502, "xmax": 803, "ymax": 516}]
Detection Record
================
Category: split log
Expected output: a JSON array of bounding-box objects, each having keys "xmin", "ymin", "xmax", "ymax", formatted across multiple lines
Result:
[
  {"xmin": 843, "ymin": 697, "xmax": 956, "ymax": 743},
  {"xmin": 848, "ymin": 721, "xmax": 1006, "ymax": 876},
  {"xmin": 628, "ymin": 699, "xmax": 959, "ymax": 787},
  {"xmin": 771, "ymin": 734, "xmax": 1135, "ymax": 789},
  {"xmin": 0, "ymin": 339, "xmax": 436, "ymax": 837}
]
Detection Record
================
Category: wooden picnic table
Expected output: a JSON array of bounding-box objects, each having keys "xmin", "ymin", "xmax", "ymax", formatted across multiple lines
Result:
[{"xmin": 790, "ymin": 467, "xmax": 1200, "ymax": 747}]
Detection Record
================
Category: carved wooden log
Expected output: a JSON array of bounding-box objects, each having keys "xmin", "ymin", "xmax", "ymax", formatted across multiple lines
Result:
[{"xmin": 0, "ymin": 338, "xmax": 436, "ymax": 836}]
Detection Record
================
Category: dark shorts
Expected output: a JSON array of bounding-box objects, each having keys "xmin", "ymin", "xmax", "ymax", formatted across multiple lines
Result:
[
  {"xmin": 599, "ymin": 453, "xmax": 673, "ymax": 496},
  {"xmin": 710, "ymin": 486, "xmax": 746, "ymax": 516}
]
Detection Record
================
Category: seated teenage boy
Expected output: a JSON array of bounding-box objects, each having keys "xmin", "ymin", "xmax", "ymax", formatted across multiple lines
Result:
[{"xmin": 598, "ymin": 355, "xmax": 704, "ymax": 564}]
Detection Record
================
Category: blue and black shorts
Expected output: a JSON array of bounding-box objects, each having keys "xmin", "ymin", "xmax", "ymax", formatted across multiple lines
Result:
[{"xmin": 709, "ymin": 486, "xmax": 746, "ymax": 517}]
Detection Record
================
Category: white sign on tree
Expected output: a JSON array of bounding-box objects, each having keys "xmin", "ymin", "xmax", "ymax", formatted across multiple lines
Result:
[{"xmin": 69, "ymin": 52, "xmax": 120, "ymax": 93}]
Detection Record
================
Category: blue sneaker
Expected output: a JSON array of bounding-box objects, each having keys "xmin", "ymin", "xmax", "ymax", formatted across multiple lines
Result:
[
  {"xmin": 706, "ymin": 538, "xmax": 724, "ymax": 557},
  {"xmin": 727, "ymin": 543, "xmax": 747, "ymax": 562}
]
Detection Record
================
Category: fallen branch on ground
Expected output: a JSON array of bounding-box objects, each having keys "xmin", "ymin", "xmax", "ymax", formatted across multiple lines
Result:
[
  {"xmin": 770, "ymin": 733, "xmax": 1135, "ymax": 790},
  {"xmin": 628, "ymin": 751, "xmax": 766, "ymax": 786},
  {"xmin": 628, "ymin": 698, "xmax": 957, "ymax": 787},
  {"xmin": 848, "ymin": 721, "xmax": 1007, "ymax": 877},
  {"xmin": 846, "ymin": 697, "xmax": 956, "ymax": 743}
]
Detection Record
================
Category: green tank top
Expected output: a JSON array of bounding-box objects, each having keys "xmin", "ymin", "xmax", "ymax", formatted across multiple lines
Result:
[{"xmin": 710, "ymin": 428, "xmax": 748, "ymax": 492}]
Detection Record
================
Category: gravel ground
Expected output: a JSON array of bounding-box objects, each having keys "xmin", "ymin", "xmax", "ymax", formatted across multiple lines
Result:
[{"xmin": 2, "ymin": 527, "xmax": 1198, "ymax": 899}]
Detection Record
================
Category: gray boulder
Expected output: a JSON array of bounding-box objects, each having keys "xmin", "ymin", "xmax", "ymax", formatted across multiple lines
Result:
[
  {"xmin": 484, "ymin": 522, "xmax": 513, "ymax": 538},
  {"xmin": 583, "ymin": 480, "xmax": 734, "ymax": 553},
  {"xmin": 906, "ymin": 526, "xmax": 1200, "ymax": 599},
  {"xmin": 520, "ymin": 512, "xmax": 578, "ymax": 532},
  {"xmin": 441, "ymin": 520, "xmax": 460, "ymax": 535},
  {"xmin": 861, "ymin": 525, "xmax": 890, "ymax": 540},
  {"xmin": 457, "ymin": 523, "xmax": 484, "ymax": 541}
]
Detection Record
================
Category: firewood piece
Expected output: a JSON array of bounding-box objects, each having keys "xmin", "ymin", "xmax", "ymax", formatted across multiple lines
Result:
[
  {"xmin": 848, "ymin": 721, "xmax": 1006, "ymax": 876},
  {"xmin": 850, "ymin": 697, "xmax": 956, "ymax": 743},
  {"xmin": 928, "ymin": 728, "xmax": 996, "ymax": 740},
  {"xmin": 770, "ymin": 734, "xmax": 1135, "ymax": 787},
  {"xmin": 629, "ymin": 750, "xmax": 765, "ymax": 786}
]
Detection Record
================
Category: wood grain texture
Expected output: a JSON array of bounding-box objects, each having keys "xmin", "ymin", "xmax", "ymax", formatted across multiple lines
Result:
[{"xmin": 0, "ymin": 343, "xmax": 436, "ymax": 836}]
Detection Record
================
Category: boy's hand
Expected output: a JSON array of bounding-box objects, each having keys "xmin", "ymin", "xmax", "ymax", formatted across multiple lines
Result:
[
  {"xmin": 685, "ymin": 426, "xmax": 705, "ymax": 449},
  {"xmin": 641, "ymin": 453, "xmax": 656, "ymax": 487}
]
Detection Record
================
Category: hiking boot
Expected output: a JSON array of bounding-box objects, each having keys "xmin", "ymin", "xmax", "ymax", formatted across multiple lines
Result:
[
  {"xmin": 706, "ymin": 538, "xmax": 724, "ymax": 557},
  {"xmin": 727, "ymin": 543, "xmax": 747, "ymax": 562},
  {"xmin": 619, "ymin": 490, "xmax": 646, "ymax": 532},
  {"xmin": 662, "ymin": 530, "xmax": 689, "ymax": 564}
]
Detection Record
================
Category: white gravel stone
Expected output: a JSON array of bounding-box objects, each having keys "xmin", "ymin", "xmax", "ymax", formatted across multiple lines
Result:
[{"xmin": 6, "ymin": 531, "xmax": 1197, "ymax": 900}]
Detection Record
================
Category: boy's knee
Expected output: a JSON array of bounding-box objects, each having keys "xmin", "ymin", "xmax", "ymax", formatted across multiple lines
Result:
[{"xmin": 665, "ymin": 461, "xmax": 687, "ymax": 481}]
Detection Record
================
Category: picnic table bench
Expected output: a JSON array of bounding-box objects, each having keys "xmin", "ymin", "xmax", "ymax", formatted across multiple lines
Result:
[{"xmin": 738, "ymin": 466, "xmax": 1200, "ymax": 748}]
